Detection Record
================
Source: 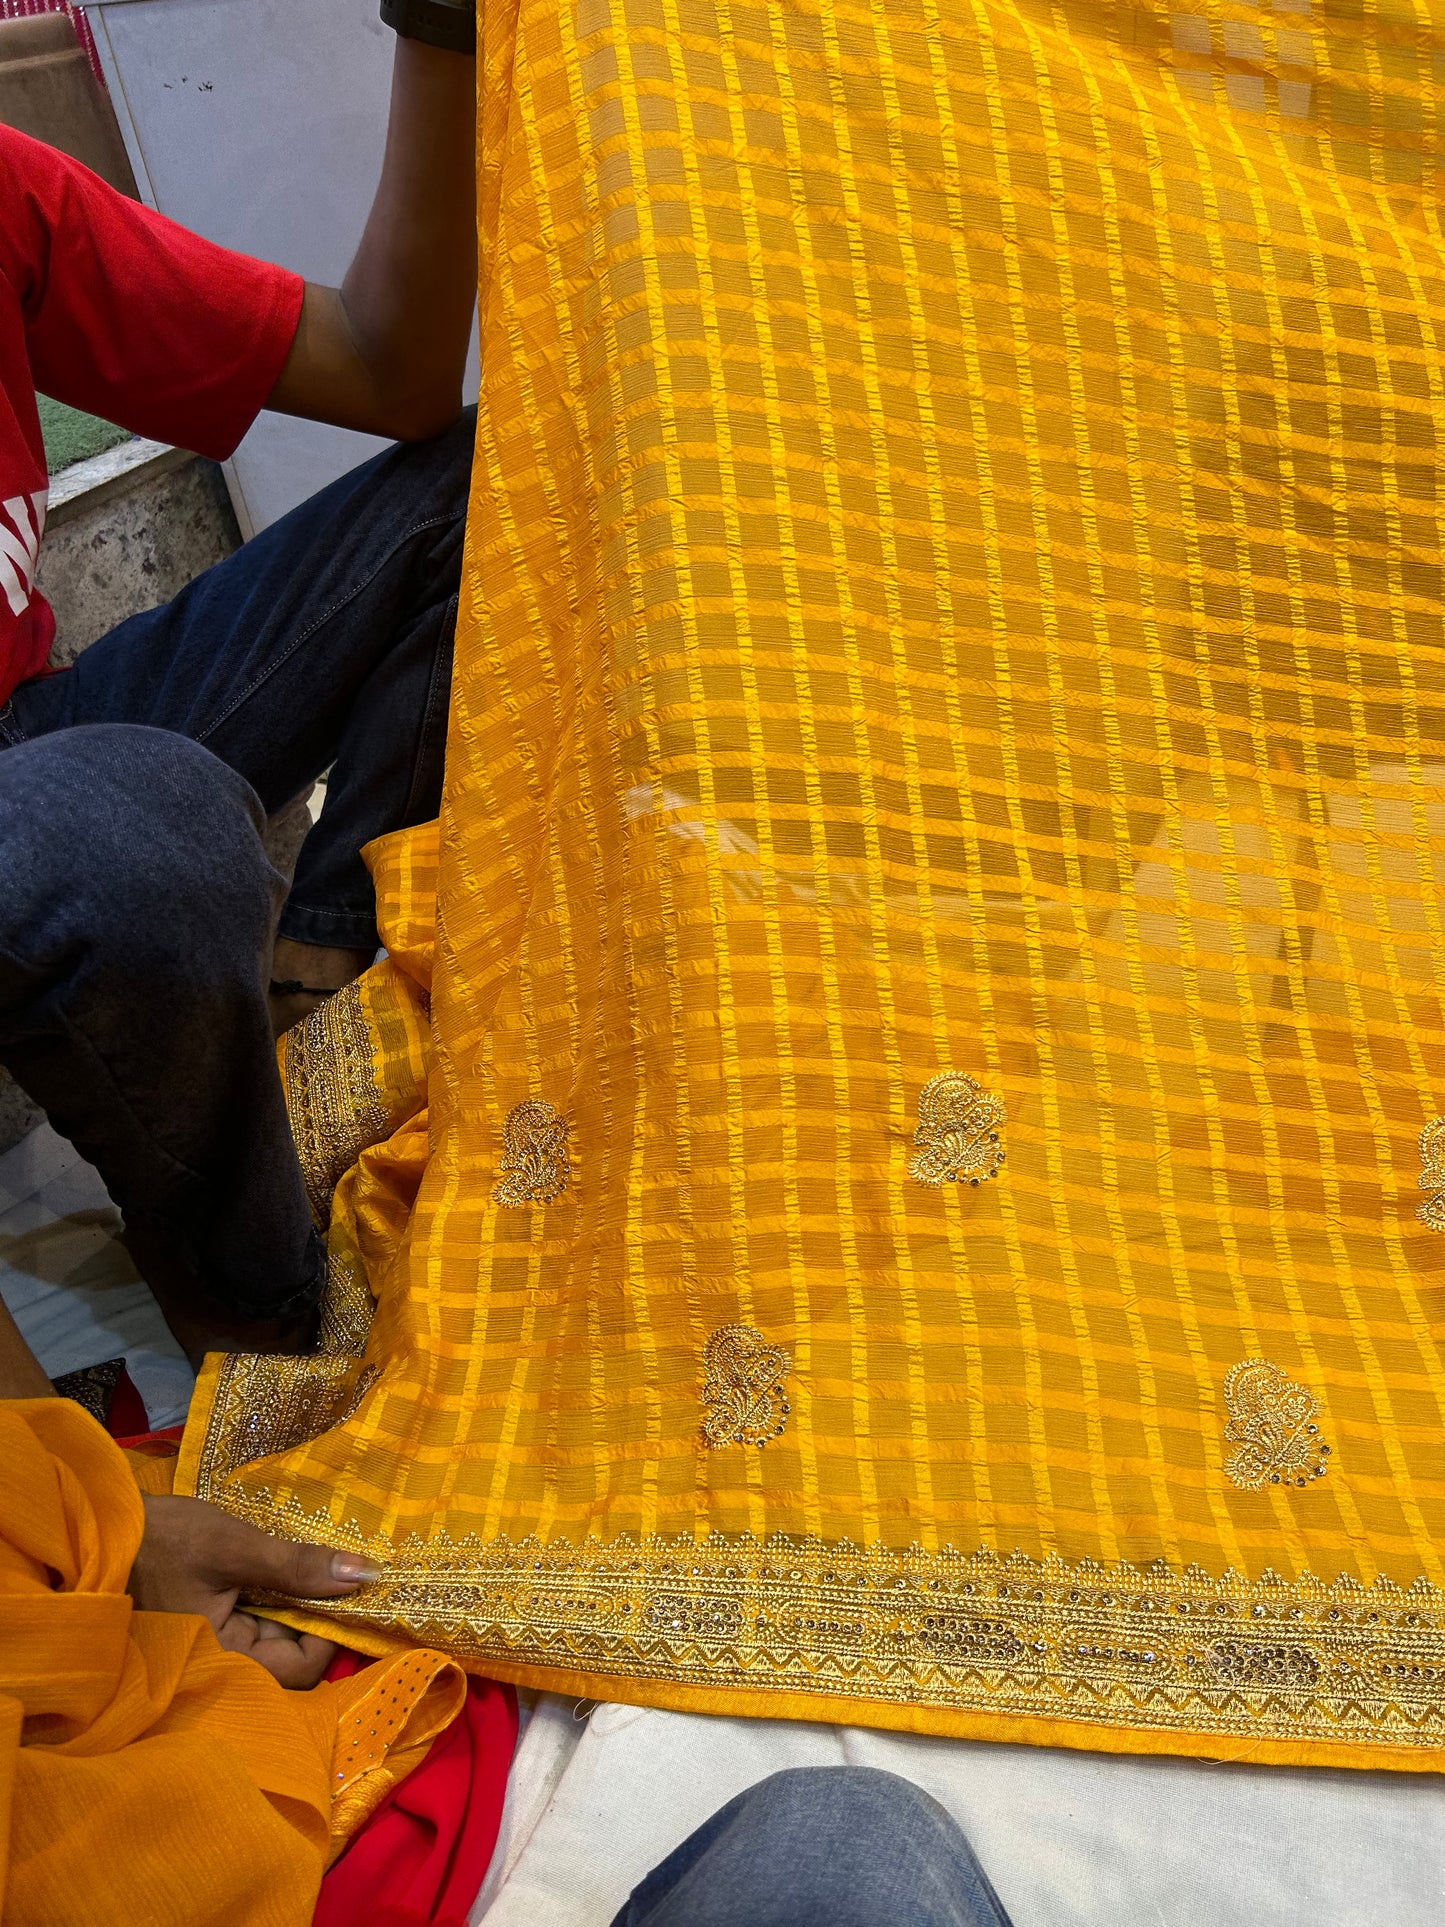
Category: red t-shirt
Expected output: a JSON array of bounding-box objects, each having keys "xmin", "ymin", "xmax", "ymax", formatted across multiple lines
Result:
[{"xmin": 0, "ymin": 125, "xmax": 304, "ymax": 706}]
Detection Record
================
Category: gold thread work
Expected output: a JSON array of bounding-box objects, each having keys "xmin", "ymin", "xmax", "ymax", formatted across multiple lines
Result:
[
  {"xmin": 909, "ymin": 1073, "xmax": 1006, "ymax": 1189},
  {"xmin": 700, "ymin": 1325, "xmax": 792, "ymax": 1449},
  {"xmin": 1419, "ymin": 1117, "xmax": 1445, "ymax": 1231},
  {"xmin": 493, "ymin": 1099, "xmax": 571, "ymax": 1206},
  {"xmin": 318, "ymin": 1246, "xmax": 376, "ymax": 1358},
  {"xmin": 228, "ymin": 1512, "xmax": 1445, "ymax": 1750},
  {"xmin": 1223, "ymin": 1359, "xmax": 1332, "ymax": 1492},
  {"xmin": 191, "ymin": 1352, "xmax": 383, "ymax": 1500},
  {"xmin": 283, "ymin": 981, "xmax": 390, "ymax": 1227}
]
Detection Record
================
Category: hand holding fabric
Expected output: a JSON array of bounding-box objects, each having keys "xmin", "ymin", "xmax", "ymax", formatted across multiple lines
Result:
[{"xmin": 129, "ymin": 1494, "xmax": 381, "ymax": 1686}]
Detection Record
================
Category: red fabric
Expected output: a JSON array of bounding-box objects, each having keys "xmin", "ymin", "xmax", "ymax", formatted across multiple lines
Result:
[
  {"xmin": 0, "ymin": 123, "xmax": 304, "ymax": 703},
  {"xmin": 102, "ymin": 1362, "xmax": 149, "ymax": 1440},
  {"xmin": 112, "ymin": 1424, "xmax": 185, "ymax": 1453},
  {"xmin": 314, "ymin": 1654, "xmax": 518, "ymax": 1927}
]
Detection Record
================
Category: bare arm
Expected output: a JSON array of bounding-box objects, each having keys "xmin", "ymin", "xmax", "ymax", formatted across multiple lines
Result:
[
  {"xmin": 266, "ymin": 35, "xmax": 477, "ymax": 442},
  {"xmin": 0, "ymin": 1296, "xmax": 55, "ymax": 1401}
]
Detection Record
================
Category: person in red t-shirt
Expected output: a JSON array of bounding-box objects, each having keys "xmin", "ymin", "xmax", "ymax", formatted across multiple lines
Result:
[{"xmin": 0, "ymin": 5, "xmax": 478, "ymax": 1365}]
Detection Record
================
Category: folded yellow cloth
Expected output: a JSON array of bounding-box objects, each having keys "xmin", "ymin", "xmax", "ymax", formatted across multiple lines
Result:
[{"xmin": 0, "ymin": 1400, "xmax": 462, "ymax": 1925}]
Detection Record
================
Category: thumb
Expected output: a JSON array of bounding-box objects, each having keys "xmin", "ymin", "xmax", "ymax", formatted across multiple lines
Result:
[{"xmin": 211, "ymin": 1514, "xmax": 382, "ymax": 1597}]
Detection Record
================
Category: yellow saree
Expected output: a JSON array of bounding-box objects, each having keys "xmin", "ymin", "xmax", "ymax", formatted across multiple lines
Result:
[{"xmin": 184, "ymin": 0, "xmax": 1445, "ymax": 1769}]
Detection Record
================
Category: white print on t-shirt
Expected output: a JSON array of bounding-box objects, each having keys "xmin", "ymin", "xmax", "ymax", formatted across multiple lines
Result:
[{"xmin": 0, "ymin": 489, "xmax": 48, "ymax": 619}]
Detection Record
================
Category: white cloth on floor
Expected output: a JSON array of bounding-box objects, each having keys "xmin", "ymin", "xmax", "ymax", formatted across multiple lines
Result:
[
  {"xmin": 473, "ymin": 1694, "xmax": 1445, "ymax": 1927},
  {"xmin": 0, "ymin": 1122, "xmax": 193, "ymax": 1426}
]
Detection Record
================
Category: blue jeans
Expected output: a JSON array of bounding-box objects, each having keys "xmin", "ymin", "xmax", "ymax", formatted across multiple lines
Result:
[
  {"xmin": 610, "ymin": 1768, "xmax": 1015, "ymax": 1927},
  {"xmin": 0, "ymin": 415, "xmax": 471, "ymax": 1326}
]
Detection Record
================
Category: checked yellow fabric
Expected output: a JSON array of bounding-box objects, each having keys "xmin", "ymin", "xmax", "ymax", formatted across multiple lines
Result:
[{"xmin": 181, "ymin": 0, "xmax": 1445, "ymax": 1768}]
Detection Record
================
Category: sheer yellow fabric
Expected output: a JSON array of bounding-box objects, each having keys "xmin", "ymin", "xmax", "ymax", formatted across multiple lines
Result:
[{"xmin": 183, "ymin": 0, "xmax": 1445, "ymax": 1767}]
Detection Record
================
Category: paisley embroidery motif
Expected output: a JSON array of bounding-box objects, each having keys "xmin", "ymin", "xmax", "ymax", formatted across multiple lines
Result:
[
  {"xmin": 493, "ymin": 1099, "xmax": 571, "ymax": 1206},
  {"xmin": 1223, "ymin": 1359, "xmax": 1332, "ymax": 1491},
  {"xmin": 909, "ymin": 1072, "xmax": 1007, "ymax": 1188},
  {"xmin": 700, "ymin": 1325, "xmax": 792, "ymax": 1449},
  {"xmin": 1418, "ymin": 1116, "xmax": 1445, "ymax": 1230}
]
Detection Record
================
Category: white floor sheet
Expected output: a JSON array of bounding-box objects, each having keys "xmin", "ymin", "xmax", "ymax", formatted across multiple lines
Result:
[
  {"xmin": 474, "ymin": 1693, "xmax": 1445, "ymax": 1927},
  {"xmin": 0, "ymin": 1121, "xmax": 193, "ymax": 1426}
]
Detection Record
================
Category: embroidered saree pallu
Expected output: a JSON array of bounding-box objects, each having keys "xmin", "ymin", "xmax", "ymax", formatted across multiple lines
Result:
[{"xmin": 180, "ymin": 0, "xmax": 1445, "ymax": 1768}]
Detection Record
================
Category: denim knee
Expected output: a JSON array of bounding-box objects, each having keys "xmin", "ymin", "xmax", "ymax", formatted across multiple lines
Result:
[
  {"xmin": 618, "ymin": 1765, "xmax": 1011, "ymax": 1927},
  {"xmin": 369, "ymin": 402, "xmax": 476, "ymax": 525},
  {"xmin": 0, "ymin": 724, "xmax": 281, "ymax": 984},
  {"xmin": 739, "ymin": 1765, "xmax": 972, "ymax": 1889},
  {"xmin": 749, "ymin": 1767, "xmax": 1006, "ymax": 1927},
  {"xmin": 412, "ymin": 402, "xmax": 476, "ymax": 490},
  {"xmin": 750, "ymin": 1763, "xmax": 951, "ymax": 1827}
]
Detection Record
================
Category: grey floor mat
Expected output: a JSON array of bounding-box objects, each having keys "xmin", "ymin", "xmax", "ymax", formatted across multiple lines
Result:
[{"xmin": 0, "ymin": 1122, "xmax": 193, "ymax": 1429}]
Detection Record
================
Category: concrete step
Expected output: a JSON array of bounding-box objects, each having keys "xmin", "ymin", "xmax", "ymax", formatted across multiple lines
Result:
[{"xmin": 37, "ymin": 437, "xmax": 242, "ymax": 661}]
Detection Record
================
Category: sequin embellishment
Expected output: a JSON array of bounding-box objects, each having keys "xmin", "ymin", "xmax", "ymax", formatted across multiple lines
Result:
[
  {"xmin": 1223, "ymin": 1359, "xmax": 1332, "ymax": 1491},
  {"xmin": 493, "ymin": 1099, "xmax": 571, "ymax": 1206},
  {"xmin": 284, "ymin": 980, "xmax": 389, "ymax": 1227},
  {"xmin": 700, "ymin": 1325, "xmax": 792, "ymax": 1449},
  {"xmin": 909, "ymin": 1072, "xmax": 1007, "ymax": 1188},
  {"xmin": 1418, "ymin": 1117, "xmax": 1445, "ymax": 1230}
]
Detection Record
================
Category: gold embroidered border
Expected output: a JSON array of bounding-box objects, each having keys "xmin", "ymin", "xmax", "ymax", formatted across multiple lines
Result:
[
  {"xmin": 318, "ymin": 1245, "xmax": 377, "ymax": 1359},
  {"xmin": 189, "ymin": 1350, "xmax": 373, "ymax": 1499},
  {"xmin": 282, "ymin": 980, "xmax": 389, "ymax": 1226},
  {"xmin": 189, "ymin": 1354, "xmax": 1445, "ymax": 1750},
  {"xmin": 211, "ymin": 1511, "xmax": 1445, "ymax": 1752}
]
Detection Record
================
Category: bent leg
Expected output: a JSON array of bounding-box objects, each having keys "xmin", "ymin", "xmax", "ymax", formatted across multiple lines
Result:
[
  {"xmin": 611, "ymin": 1766, "xmax": 1014, "ymax": 1927},
  {"xmin": 0, "ymin": 726, "xmax": 321, "ymax": 1339},
  {"xmin": 5, "ymin": 412, "xmax": 473, "ymax": 955}
]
